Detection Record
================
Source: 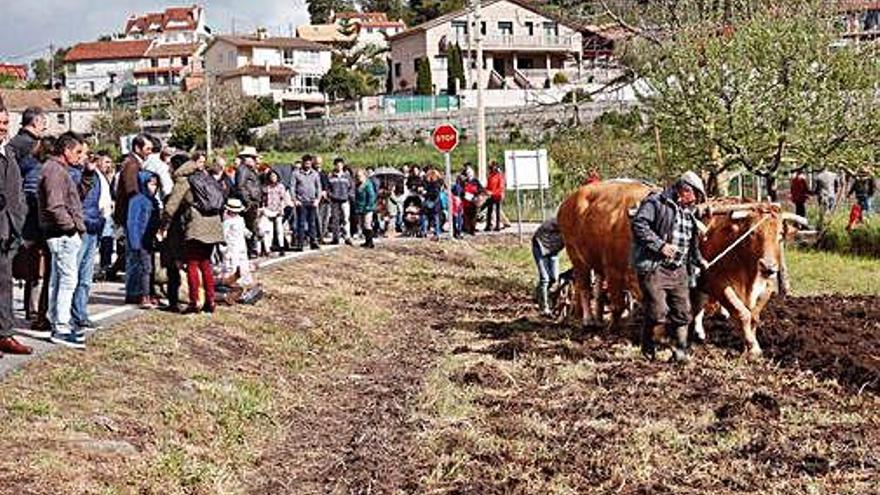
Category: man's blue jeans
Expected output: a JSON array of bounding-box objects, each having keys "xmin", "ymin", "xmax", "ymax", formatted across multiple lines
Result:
[
  {"xmin": 124, "ymin": 245, "xmax": 143, "ymax": 299},
  {"xmin": 47, "ymin": 234, "xmax": 82, "ymax": 334},
  {"xmin": 421, "ymin": 210, "xmax": 442, "ymax": 237},
  {"xmin": 296, "ymin": 203, "xmax": 318, "ymax": 242},
  {"xmin": 857, "ymin": 196, "xmax": 873, "ymax": 216},
  {"xmin": 72, "ymin": 233, "xmax": 98, "ymax": 325},
  {"xmin": 532, "ymin": 237, "xmax": 558, "ymax": 290}
]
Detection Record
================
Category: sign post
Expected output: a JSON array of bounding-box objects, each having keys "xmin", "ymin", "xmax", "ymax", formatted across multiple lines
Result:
[
  {"xmin": 504, "ymin": 149, "xmax": 550, "ymax": 242},
  {"xmin": 432, "ymin": 123, "xmax": 459, "ymax": 239}
]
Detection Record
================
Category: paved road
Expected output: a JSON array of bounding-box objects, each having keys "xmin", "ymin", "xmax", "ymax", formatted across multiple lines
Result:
[{"xmin": 0, "ymin": 223, "xmax": 540, "ymax": 378}]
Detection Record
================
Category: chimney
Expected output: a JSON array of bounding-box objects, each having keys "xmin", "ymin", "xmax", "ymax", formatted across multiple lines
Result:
[{"xmin": 256, "ymin": 27, "xmax": 268, "ymax": 40}]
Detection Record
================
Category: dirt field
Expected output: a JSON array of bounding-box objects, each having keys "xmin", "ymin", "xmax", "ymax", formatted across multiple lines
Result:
[{"xmin": 0, "ymin": 236, "xmax": 876, "ymax": 494}]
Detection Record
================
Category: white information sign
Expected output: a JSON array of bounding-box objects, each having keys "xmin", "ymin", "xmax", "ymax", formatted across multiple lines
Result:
[{"xmin": 504, "ymin": 149, "xmax": 550, "ymax": 191}]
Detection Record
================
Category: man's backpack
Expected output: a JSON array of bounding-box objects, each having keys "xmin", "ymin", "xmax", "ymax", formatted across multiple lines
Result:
[{"xmin": 188, "ymin": 171, "xmax": 225, "ymax": 216}]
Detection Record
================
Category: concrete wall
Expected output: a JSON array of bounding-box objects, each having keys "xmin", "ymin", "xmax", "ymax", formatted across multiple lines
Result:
[{"xmin": 277, "ymin": 100, "xmax": 633, "ymax": 148}]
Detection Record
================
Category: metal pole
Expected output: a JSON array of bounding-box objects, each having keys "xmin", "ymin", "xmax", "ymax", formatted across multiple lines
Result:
[
  {"xmin": 475, "ymin": 0, "xmax": 487, "ymax": 184},
  {"xmin": 445, "ymin": 152, "xmax": 454, "ymax": 239},
  {"xmin": 538, "ymin": 150, "xmax": 546, "ymax": 222},
  {"xmin": 205, "ymin": 71, "xmax": 213, "ymax": 157},
  {"xmin": 512, "ymin": 152, "xmax": 523, "ymax": 243}
]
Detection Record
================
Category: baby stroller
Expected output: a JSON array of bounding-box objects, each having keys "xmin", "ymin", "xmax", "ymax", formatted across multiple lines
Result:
[{"xmin": 402, "ymin": 194, "xmax": 423, "ymax": 237}]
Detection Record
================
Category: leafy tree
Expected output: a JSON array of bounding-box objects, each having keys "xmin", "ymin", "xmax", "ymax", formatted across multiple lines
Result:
[
  {"xmin": 361, "ymin": 0, "xmax": 409, "ymax": 21},
  {"xmin": 408, "ymin": 0, "xmax": 467, "ymax": 25},
  {"xmin": 321, "ymin": 56, "xmax": 371, "ymax": 100},
  {"xmin": 415, "ymin": 57, "xmax": 433, "ymax": 95},
  {"xmin": 165, "ymin": 84, "xmax": 267, "ymax": 150},
  {"xmin": 629, "ymin": 1, "xmax": 880, "ymax": 198},
  {"xmin": 307, "ymin": 0, "xmax": 355, "ymax": 24},
  {"xmin": 91, "ymin": 108, "xmax": 140, "ymax": 148},
  {"xmin": 30, "ymin": 47, "xmax": 69, "ymax": 87},
  {"xmin": 446, "ymin": 43, "xmax": 465, "ymax": 95}
]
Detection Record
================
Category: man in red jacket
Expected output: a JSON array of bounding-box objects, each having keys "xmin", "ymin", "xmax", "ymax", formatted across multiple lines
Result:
[{"xmin": 484, "ymin": 161, "xmax": 505, "ymax": 231}]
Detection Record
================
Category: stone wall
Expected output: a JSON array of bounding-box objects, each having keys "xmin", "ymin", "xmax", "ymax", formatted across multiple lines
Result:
[{"xmin": 277, "ymin": 101, "xmax": 634, "ymax": 148}]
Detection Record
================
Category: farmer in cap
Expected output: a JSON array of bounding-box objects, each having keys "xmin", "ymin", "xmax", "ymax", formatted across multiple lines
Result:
[{"xmin": 631, "ymin": 171, "xmax": 708, "ymax": 363}]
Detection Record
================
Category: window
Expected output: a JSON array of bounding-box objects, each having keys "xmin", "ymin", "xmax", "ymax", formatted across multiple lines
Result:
[
  {"xmin": 452, "ymin": 20, "xmax": 468, "ymax": 38},
  {"xmin": 498, "ymin": 21, "xmax": 513, "ymax": 36},
  {"xmin": 525, "ymin": 21, "xmax": 534, "ymax": 36},
  {"xmin": 295, "ymin": 51, "xmax": 320, "ymax": 66},
  {"xmin": 283, "ymin": 48, "xmax": 295, "ymax": 65},
  {"xmin": 543, "ymin": 22, "xmax": 559, "ymax": 38},
  {"xmin": 227, "ymin": 51, "xmax": 235, "ymax": 65},
  {"xmin": 151, "ymin": 58, "xmax": 158, "ymax": 68},
  {"xmin": 481, "ymin": 21, "xmax": 487, "ymax": 35},
  {"xmin": 394, "ymin": 63, "xmax": 401, "ymax": 77},
  {"xmin": 181, "ymin": 56, "xmax": 189, "ymax": 66},
  {"xmin": 56, "ymin": 113, "xmax": 66, "ymax": 126},
  {"xmin": 413, "ymin": 59, "xmax": 419, "ymax": 72}
]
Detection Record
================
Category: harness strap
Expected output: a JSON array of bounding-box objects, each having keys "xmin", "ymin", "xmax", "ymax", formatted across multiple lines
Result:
[{"xmin": 704, "ymin": 214, "xmax": 771, "ymax": 269}]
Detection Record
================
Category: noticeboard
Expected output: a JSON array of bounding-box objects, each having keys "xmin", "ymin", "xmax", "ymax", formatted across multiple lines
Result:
[{"xmin": 504, "ymin": 149, "xmax": 550, "ymax": 191}]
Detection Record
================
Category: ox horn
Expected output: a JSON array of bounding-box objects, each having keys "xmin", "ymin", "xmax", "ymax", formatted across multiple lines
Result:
[{"xmin": 781, "ymin": 212, "xmax": 810, "ymax": 227}]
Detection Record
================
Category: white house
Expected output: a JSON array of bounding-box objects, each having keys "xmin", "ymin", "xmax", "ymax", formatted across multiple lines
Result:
[
  {"xmin": 204, "ymin": 31, "xmax": 333, "ymax": 116},
  {"xmin": 64, "ymin": 40, "xmax": 153, "ymax": 96},
  {"xmin": 63, "ymin": 5, "xmax": 209, "ymax": 97},
  {"xmin": 123, "ymin": 5, "xmax": 210, "ymax": 45},
  {"xmin": 389, "ymin": 0, "xmax": 583, "ymax": 94}
]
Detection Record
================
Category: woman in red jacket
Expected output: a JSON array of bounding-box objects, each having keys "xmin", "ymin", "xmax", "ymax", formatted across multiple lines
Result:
[
  {"xmin": 790, "ymin": 170, "xmax": 809, "ymax": 217},
  {"xmin": 484, "ymin": 161, "xmax": 505, "ymax": 231}
]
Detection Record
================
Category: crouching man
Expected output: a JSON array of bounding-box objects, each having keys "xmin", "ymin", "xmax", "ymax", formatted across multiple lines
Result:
[
  {"xmin": 532, "ymin": 217, "xmax": 564, "ymax": 316},
  {"xmin": 631, "ymin": 171, "xmax": 708, "ymax": 363}
]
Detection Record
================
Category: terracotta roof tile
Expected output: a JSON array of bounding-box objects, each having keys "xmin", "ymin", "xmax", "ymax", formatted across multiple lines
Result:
[
  {"xmin": 64, "ymin": 40, "xmax": 152, "ymax": 62},
  {"xmin": 0, "ymin": 89, "xmax": 63, "ymax": 111},
  {"xmin": 213, "ymin": 35, "xmax": 331, "ymax": 51},
  {"xmin": 219, "ymin": 65, "xmax": 296, "ymax": 80},
  {"xmin": 125, "ymin": 5, "xmax": 199, "ymax": 35},
  {"xmin": 145, "ymin": 42, "xmax": 201, "ymax": 58},
  {"xmin": 0, "ymin": 64, "xmax": 28, "ymax": 80}
]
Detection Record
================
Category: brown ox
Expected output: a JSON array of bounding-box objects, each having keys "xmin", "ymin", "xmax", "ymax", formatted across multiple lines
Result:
[{"xmin": 557, "ymin": 181, "xmax": 806, "ymax": 356}]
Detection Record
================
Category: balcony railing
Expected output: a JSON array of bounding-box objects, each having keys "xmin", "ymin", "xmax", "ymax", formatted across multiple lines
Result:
[{"xmin": 449, "ymin": 33, "xmax": 575, "ymax": 50}]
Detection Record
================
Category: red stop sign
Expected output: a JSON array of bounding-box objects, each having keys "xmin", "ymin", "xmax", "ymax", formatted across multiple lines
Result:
[{"xmin": 432, "ymin": 124, "xmax": 459, "ymax": 154}]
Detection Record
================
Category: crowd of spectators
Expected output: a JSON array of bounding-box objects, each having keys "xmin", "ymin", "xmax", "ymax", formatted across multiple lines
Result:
[{"xmin": 0, "ymin": 102, "xmax": 511, "ymax": 357}]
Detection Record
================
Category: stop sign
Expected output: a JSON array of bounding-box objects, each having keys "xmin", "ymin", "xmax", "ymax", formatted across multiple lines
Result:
[{"xmin": 432, "ymin": 123, "xmax": 459, "ymax": 154}]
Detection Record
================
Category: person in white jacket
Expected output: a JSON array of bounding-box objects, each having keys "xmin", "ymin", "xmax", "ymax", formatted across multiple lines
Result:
[
  {"xmin": 219, "ymin": 198, "xmax": 254, "ymax": 286},
  {"xmin": 141, "ymin": 137, "xmax": 174, "ymax": 205}
]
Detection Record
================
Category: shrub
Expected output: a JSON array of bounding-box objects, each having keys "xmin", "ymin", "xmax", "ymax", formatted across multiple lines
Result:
[{"xmin": 553, "ymin": 72, "xmax": 569, "ymax": 85}]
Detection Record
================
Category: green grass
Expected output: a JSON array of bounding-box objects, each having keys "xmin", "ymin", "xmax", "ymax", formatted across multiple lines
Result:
[{"xmin": 786, "ymin": 248, "xmax": 879, "ymax": 296}]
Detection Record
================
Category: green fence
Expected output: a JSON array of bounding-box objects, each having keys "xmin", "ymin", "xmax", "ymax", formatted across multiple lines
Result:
[{"xmin": 386, "ymin": 95, "xmax": 460, "ymax": 114}]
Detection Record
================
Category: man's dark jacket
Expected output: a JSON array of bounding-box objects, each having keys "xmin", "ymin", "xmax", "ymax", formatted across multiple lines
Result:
[
  {"xmin": 631, "ymin": 188, "xmax": 703, "ymax": 275},
  {"xmin": 0, "ymin": 144, "xmax": 26, "ymax": 247}
]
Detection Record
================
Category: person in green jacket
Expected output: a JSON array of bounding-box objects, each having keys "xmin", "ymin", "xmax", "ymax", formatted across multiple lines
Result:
[{"xmin": 354, "ymin": 168, "xmax": 377, "ymax": 249}]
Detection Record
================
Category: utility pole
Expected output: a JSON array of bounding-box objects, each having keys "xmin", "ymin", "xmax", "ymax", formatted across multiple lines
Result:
[
  {"xmin": 205, "ymin": 70, "xmax": 213, "ymax": 158},
  {"xmin": 48, "ymin": 43, "xmax": 55, "ymax": 88},
  {"xmin": 474, "ymin": 0, "xmax": 487, "ymax": 183}
]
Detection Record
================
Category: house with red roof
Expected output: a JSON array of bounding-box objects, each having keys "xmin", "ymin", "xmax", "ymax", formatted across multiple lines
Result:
[
  {"xmin": 204, "ymin": 29, "xmax": 333, "ymax": 116},
  {"xmin": 0, "ymin": 64, "xmax": 28, "ymax": 82},
  {"xmin": 124, "ymin": 5, "xmax": 210, "ymax": 45},
  {"xmin": 63, "ymin": 6, "xmax": 209, "ymax": 97}
]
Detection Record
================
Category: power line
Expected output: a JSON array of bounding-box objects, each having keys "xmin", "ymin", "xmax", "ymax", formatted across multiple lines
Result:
[{"xmin": 0, "ymin": 45, "xmax": 50, "ymax": 61}]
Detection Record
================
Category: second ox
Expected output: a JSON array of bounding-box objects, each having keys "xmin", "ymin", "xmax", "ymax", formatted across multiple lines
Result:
[{"xmin": 557, "ymin": 179, "xmax": 808, "ymax": 357}]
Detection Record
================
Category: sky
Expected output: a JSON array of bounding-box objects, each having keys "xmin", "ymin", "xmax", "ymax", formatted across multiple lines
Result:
[{"xmin": 0, "ymin": 0, "xmax": 311, "ymax": 67}]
